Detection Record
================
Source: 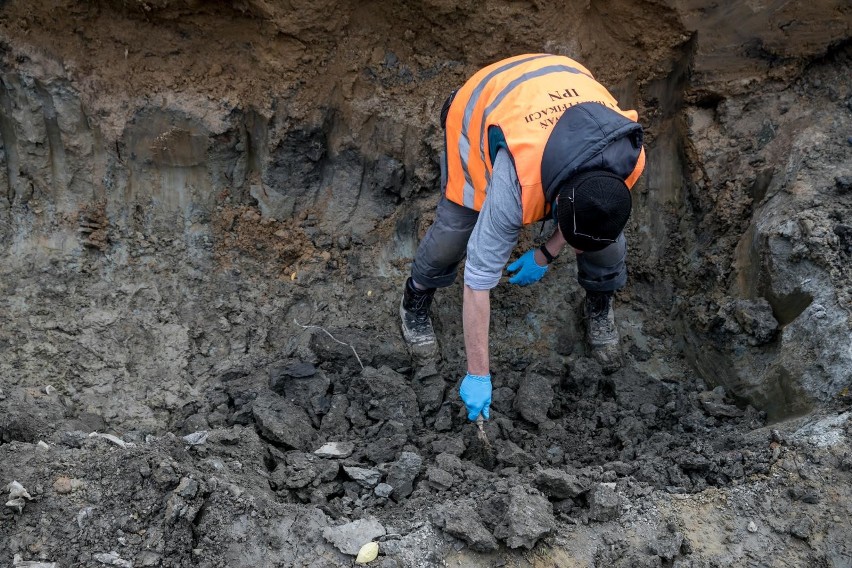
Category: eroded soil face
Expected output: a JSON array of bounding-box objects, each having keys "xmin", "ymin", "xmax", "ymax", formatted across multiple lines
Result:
[{"xmin": 1, "ymin": 1, "xmax": 851, "ymax": 567}]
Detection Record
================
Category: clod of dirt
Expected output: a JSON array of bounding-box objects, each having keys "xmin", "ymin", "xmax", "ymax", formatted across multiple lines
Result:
[
  {"xmin": 513, "ymin": 373, "xmax": 554, "ymax": 424},
  {"xmin": 431, "ymin": 502, "xmax": 499, "ymax": 552},
  {"xmin": 385, "ymin": 451, "xmax": 423, "ymax": 501},
  {"xmin": 534, "ymin": 467, "xmax": 591, "ymax": 500},
  {"xmin": 588, "ymin": 483, "xmax": 623, "ymax": 522},
  {"xmin": 252, "ymin": 394, "xmax": 317, "ymax": 451},
  {"xmin": 493, "ymin": 485, "xmax": 556, "ymax": 549}
]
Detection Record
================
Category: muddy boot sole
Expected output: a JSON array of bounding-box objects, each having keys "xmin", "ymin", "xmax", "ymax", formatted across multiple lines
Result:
[
  {"xmin": 582, "ymin": 292, "xmax": 623, "ymax": 374},
  {"xmin": 399, "ymin": 296, "xmax": 439, "ymax": 360}
]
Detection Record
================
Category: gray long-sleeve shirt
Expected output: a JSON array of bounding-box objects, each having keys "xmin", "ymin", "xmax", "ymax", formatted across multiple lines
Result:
[{"xmin": 463, "ymin": 149, "xmax": 525, "ymax": 291}]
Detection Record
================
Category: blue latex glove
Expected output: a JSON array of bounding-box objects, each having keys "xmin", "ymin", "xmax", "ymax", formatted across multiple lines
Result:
[
  {"xmin": 460, "ymin": 373, "xmax": 492, "ymax": 421},
  {"xmin": 506, "ymin": 249, "xmax": 548, "ymax": 286}
]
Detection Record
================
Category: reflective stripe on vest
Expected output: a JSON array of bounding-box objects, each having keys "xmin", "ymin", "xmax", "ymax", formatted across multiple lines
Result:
[{"xmin": 445, "ymin": 54, "xmax": 643, "ymax": 224}]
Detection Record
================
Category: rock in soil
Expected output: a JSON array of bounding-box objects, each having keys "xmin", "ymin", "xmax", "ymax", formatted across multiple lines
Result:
[
  {"xmin": 432, "ymin": 502, "xmax": 499, "ymax": 551},
  {"xmin": 323, "ymin": 518, "xmax": 387, "ymax": 556},
  {"xmin": 493, "ymin": 485, "xmax": 556, "ymax": 549}
]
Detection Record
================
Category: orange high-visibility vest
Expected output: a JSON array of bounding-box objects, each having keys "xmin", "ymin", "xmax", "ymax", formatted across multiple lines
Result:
[{"xmin": 444, "ymin": 54, "xmax": 645, "ymax": 224}]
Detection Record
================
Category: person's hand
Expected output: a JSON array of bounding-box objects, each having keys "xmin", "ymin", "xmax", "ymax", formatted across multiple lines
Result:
[
  {"xmin": 506, "ymin": 249, "xmax": 548, "ymax": 286},
  {"xmin": 460, "ymin": 373, "xmax": 492, "ymax": 421}
]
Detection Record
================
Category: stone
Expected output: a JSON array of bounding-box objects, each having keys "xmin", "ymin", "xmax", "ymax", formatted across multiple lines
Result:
[
  {"xmin": 649, "ymin": 532, "xmax": 684, "ymax": 560},
  {"xmin": 347, "ymin": 367, "xmax": 419, "ymax": 424},
  {"xmin": 252, "ymin": 394, "xmax": 316, "ymax": 451},
  {"xmin": 432, "ymin": 503, "xmax": 498, "ymax": 551},
  {"xmin": 386, "ymin": 451, "xmax": 422, "ymax": 500},
  {"xmin": 271, "ymin": 360, "xmax": 317, "ymax": 380},
  {"xmin": 322, "ymin": 518, "xmax": 387, "ymax": 556},
  {"xmin": 513, "ymin": 373, "xmax": 553, "ymax": 424},
  {"xmin": 478, "ymin": 494, "xmax": 508, "ymax": 530},
  {"xmin": 435, "ymin": 453, "xmax": 464, "ymax": 473},
  {"xmin": 698, "ymin": 387, "xmax": 744, "ymax": 418},
  {"xmin": 364, "ymin": 420, "xmax": 408, "ymax": 463},
  {"xmin": 493, "ymin": 485, "xmax": 555, "ymax": 549},
  {"xmin": 496, "ymin": 440, "xmax": 535, "ymax": 468},
  {"xmin": 182, "ymin": 431, "xmax": 209, "ymax": 445},
  {"xmin": 733, "ymin": 299, "xmax": 778, "ymax": 345},
  {"xmin": 343, "ymin": 465, "xmax": 382, "ymax": 488},
  {"xmin": 272, "ymin": 452, "xmax": 338, "ymax": 490},
  {"xmin": 490, "ymin": 386, "xmax": 515, "ymax": 414},
  {"xmin": 135, "ymin": 552, "xmax": 161, "ymax": 567},
  {"xmin": 268, "ymin": 360, "xmax": 330, "ymax": 418},
  {"xmin": 788, "ymin": 516, "xmax": 813, "ymax": 540},
  {"xmin": 93, "ymin": 551, "xmax": 132, "ymax": 567},
  {"xmin": 534, "ymin": 468, "xmax": 590, "ymax": 499},
  {"xmin": 320, "ymin": 394, "xmax": 350, "ymax": 435},
  {"xmin": 374, "ymin": 483, "xmax": 393, "ymax": 498},
  {"xmin": 314, "ymin": 441, "xmax": 354, "ymax": 458},
  {"xmin": 426, "ymin": 467, "xmax": 454, "ymax": 491},
  {"xmin": 52, "ymin": 476, "xmax": 74, "ymax": 494},
  {"xmin": 433, "ymin": 403, "xmax": 454, "ymax": 432},
  {"xmin": 588, "ymin": 483, "xmax": 622, "ymax": 522},
  {"xmin": 788, "ymin": 486, "xmax": 820, "ymax": 504},
  {"xmin": 12, "ymin": 555, "xmax": 58, "ymax": 568},
  {"xmin": 175, "ymin": 477, "xmax": 199, "ymax": 498},
  {"xmin": 412, "ymin": 373, "xmax": 446, "ymax": 415},
  {"xmin": 431, "ymin": 436, "xmax": 466, "ymax": 456}
]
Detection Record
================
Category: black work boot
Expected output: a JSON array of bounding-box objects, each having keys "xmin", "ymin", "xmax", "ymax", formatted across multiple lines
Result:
[
  {"xmin": 400, "ymin": 278, "xmax": 438, "ymax": 356},
  {"xmin": 584, "ymin": 291, "xmax": 622, "ymax": 373}
]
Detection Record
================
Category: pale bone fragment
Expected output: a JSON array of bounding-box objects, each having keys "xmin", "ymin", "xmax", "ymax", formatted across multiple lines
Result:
[
  {"xmin": 13, "ymin": 554, "xmax": 59, "ymax": 567},
  {"xmin": 6, "ymin": 497, "xmax": 27, "ymax": 513},
  {"xmin": 88, "ymin": 432, "xmax": 135, "ymax": 448},
  {"xmin": 8, "ymin": 481, "xmax": 32, "ymax": 500}
]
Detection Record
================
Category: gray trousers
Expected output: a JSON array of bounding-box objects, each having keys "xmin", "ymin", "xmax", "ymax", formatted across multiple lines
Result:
[{"xmin": 411, "ymin": 195, "xmax": 627, "ymax": 293}]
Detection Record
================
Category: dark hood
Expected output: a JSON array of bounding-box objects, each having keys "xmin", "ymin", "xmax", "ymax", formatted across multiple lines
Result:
[{"xmin": 541, "ymin": 102, "xmax": 643, "ymax": 203}]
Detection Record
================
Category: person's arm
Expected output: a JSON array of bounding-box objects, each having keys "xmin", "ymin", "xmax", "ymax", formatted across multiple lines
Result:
[
  {"xmin": 535, "ymin": 224, "xmax": 569, "ymax": 265},
  {"xmin": 459, "ymin": 149, "xmax": 522, "ymax": 420},
  {"xmin": 463, "ymin": 285, "xmax": 490, "ymax": 375}
]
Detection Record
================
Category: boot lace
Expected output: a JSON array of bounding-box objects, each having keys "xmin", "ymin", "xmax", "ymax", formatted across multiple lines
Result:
[
  {"xmin": 587, "ymin": 293, "xmax": 611, "ymax": 320},
  {"xmin": 409, "ymin": 293, "xmax": 433, "ymax": 320}
]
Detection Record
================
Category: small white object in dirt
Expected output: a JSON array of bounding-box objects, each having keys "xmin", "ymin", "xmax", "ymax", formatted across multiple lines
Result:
[
  {"xmin": 88, "ymin": 432, "xmax": 135, "ymax": 448},
  {"xmin": 314, "ymin": 441, "xmax": 355, "ymax": 458},
  {"xmin": 343, "ymin": 465, "xmax": 382, "ymax": 488},
  {"xmin": 13, "ymin": 554, "xmax": 58, "ymax": 568},
  {"xmin": 355, "ymin": 541, "xmax": 379, "ymax": 564},
  {"xmin": 44, "ymin": 385, "xmax": 56, "ymax": 395},
  {"xmin": 93, "ymin": 551, "xmax": 132, "ymax": 567},
  {"xmin": 7, "ymin": 481, "xmax": 33, "ymax": 511},
  {"xmin": 6, "ymin": 497, "xmax": 27, "ymax": 513},
  {"xmin": 77, "ymin": 506, "xmax": 95, "ymax": 529},
  {"xmin": 37, "ymin": 441, "xmax": 49, "ymax": 450},
  {"xmin": 748, "ymin": 521, "xmax": 758, "ymax": 533},
  {"xmin": 8, "ymin": 481, "xmax": 33, "ymax": 500},
  {"xmin": 182, "ymin": 431, "xmax": 209, "ymax": 445}
]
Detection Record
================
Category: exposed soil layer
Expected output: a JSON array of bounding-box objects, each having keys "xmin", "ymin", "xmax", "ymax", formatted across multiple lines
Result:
[{"xmin": 1, "ymin": 1, "xmax": 851, "ymax": 567}]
